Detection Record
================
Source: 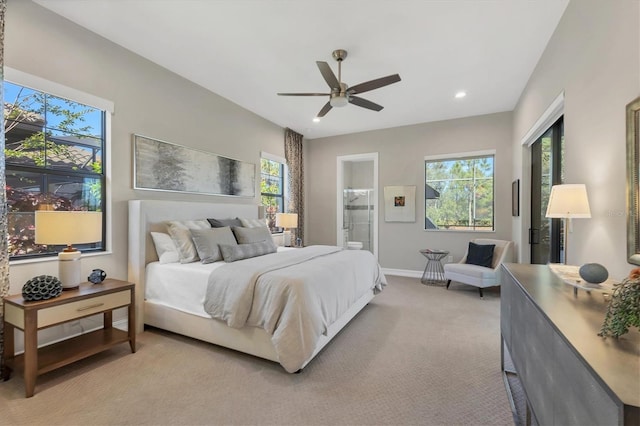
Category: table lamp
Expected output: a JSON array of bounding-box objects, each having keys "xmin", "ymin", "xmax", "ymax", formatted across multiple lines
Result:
[
  {"xmin": 35, "ymin": 211, "xmax": 102, "ymax": 290},
  {"xmin": 545, "ymin": 184, "xmax": 591, "ymax": 264},
  {"xmin": 275, "ymin": 213, "xmax": 298, "ymax": 247}
]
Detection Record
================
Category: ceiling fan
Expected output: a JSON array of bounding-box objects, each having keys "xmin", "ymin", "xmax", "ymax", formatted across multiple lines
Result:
[{"xmin": 277, "ymin": 49, "xmax": 401, "ymax": 118}]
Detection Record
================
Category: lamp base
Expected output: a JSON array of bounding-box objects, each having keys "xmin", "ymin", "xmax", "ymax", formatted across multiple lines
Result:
[
  {"xmin": 283, "ymin": 230, "xmax": 292, "ymax": 247},
  {"xmin": 58, "ymin": 250, "xmax": 82, "ymax": 290}
]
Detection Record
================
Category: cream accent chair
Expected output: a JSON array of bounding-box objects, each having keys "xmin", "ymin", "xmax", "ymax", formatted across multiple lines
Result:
[{"xmin": 443, "ymin": 238, "xmax": 514, "ymax": 297}]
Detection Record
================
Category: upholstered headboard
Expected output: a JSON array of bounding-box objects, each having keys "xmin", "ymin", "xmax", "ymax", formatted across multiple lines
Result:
[{"xmin": 128, "ymin": 199, "xmax": 258, "ymax": 332}]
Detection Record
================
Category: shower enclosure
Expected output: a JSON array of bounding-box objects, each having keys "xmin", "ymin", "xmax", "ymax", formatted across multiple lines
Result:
[
  {"xmin": 343, "ymin": 189, "xmax": 374, "ymax": 252},
  {"xmin": 337, "ymin": 152, "xmax": 378, "ymax": 258}
]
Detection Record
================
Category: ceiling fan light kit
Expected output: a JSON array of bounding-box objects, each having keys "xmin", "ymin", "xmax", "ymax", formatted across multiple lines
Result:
[{"xmin": 278, "ymin": 49, "xmax": 401, "ymax": 118}]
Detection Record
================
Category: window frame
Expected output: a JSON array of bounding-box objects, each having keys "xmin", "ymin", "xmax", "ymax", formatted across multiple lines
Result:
[
  {"xmin": 4, "ymin": 68, "xmax": 113, "ymax": 262},
  {"xmin": 260, "ymin": 152, "xmax": 287, "ymax": 233},
  {"xmin": 424, "ymin": 149, "xmax": 496, "ymax": 232}
]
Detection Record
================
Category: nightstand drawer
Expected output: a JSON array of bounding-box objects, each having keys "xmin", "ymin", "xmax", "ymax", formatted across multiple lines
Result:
[{"xmin": 38, "ymin": 290, "xmax": 131, "ymax": 328}]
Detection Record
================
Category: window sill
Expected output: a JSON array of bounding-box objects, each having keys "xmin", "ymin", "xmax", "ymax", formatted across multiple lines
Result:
[{"xmin": 9, "ymin": 250, "xmax": 113, "ymax": 266}]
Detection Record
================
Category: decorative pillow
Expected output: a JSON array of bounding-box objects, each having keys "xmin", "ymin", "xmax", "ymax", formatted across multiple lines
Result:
[
  {"xmin": 232, "ymin": 226, "xmax": 272, "ymax": 244},
  {"xmin": 466, "ymin": 242, "xmax": 496, "ymax": 268},
  {"xmin": 150, "ymin": 232, "xmax": 179, "ymax": 264},
  {"xmin": 239, "ymin": 217, "xmax": 268, "ymax": 228},
  {"xmin": 190, "ymin": 227, "xmax": 238, "ymax": 264},
  {"xmin": 207, "ymin": 218, "xmax": 243, "ymax": 228},
  {"xmin": 219, "ymin": 240, "xmax": 277, "ymax": 263},
  {"xmin": 166, "ymin": 220, "xmax": 211, "ymax": 263}
]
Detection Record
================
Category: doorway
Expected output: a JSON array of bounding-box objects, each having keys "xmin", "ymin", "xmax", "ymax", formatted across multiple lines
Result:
[
  {"xmin": 336, "ymin": 153, "xmax": 378, "ymax": 258},
  {"xmin": 530, "ymin": 117, "xmax": 564, "ymax": 264}
]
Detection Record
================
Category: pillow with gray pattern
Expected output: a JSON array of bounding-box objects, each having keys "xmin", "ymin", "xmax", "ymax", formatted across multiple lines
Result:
[
  {"xmin": 219, "ymin": 240, "xmax": 277, "ymax": 262},
  {"xmin": 190, "ymin": 227, "xmax": 238, "ymax": 264},
  {"xmin": 232, "ymin": 226, "xmax": 272, "ymax": 244}
]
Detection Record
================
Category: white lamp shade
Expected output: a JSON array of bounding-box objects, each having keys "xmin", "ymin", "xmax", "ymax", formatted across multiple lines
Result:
[
  {"xmin": 35, "ymin": 211, "xmax": 103, "ymax": 246},
  {"xmin": 275, "ymin": 213, "xmax": 298, "ymax": 229},
  {"xmin": 545, "ymin": 184, "xmax": 591, "ymax": 218}
]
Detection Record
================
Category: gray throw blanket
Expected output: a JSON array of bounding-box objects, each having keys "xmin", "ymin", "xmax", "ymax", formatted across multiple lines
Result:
[{"xmin": 203, "ymin": 245, "xmax": 386, "ymax": 372}]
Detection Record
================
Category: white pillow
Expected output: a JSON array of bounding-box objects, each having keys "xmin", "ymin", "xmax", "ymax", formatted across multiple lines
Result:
[
  {"xmin": 150, "ymin": 232, "xmax": 179, "ymax": 264},
  {"xmin": 166, "ymin": 220, "xmax": 211, "ymax": 263},
  {"xmin": 239, "ymin": 217, "xmax": 268, "ymax": 228}
]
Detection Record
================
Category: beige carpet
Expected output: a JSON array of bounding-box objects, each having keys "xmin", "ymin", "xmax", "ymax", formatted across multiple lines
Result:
[{"xmin": 0, "ymin": 276, "xmax": 512, "ymax": 426}]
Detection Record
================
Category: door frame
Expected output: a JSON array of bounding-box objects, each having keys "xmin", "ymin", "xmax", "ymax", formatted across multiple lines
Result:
[
  {"xmin": 336, "ymin": 152, "xmax": 379, "ymax": 259},
  {"xmin": 519, "ymin": 91, "xmax": 565, "ymax": 264}
]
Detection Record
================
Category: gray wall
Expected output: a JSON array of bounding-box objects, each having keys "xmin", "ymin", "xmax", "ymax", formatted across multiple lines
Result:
[
  {"xmin": 5, "ymin": 0, "xmax": 285, "ymax": 293},
  {"xmin": 511, "ymin": 0, "xmax": 639, "ymax": 279},
  {"xmin": 306, "ymin": 112, "xmax": 513, "ymax": 272}
]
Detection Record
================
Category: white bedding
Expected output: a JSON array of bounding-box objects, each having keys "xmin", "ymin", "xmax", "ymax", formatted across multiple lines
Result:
[
  {"xmin": 204, "ymin": 245, "xmax": 386, "ymax": 372},
  {"xmin": 145, "ymin": 247, "xmax": 299, "ymax": 317},
  {"xmin": 145, "ymin": 261, "xmax": 222, "ymax": 317}
]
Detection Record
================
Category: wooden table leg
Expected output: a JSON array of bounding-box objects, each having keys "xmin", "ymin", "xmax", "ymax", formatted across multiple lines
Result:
[
  {"xmin": 2, "ymin": 321, "xmax": 14, "ymax": 381},
  {"xmin": 103, "ymin": 311, "xmax": 113, "ymax": 329},
  {"xmin": 128, "ymin": 289, "xmax": 136, "ymax": 353},
  {"xmin": 23, "ymin": 310, "xmax": 38, "ymax": 398}
]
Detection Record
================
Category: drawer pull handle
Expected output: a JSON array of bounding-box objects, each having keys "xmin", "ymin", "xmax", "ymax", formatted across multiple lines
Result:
[{"xmin": 77, "ymin": 303, "xmax": 104, "ymax": 312}]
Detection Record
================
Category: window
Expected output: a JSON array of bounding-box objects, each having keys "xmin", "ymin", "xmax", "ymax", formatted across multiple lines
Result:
[
  {"xmin": 260, "ymin": 156, "xmax": 285, "ymax": 231},
  {"xmin": 4, "ymin": 79, "xmax": 107, "ymax": 259},
  {"xmin": 424, "ymin": 151, "xmax": 495, "ymax": 231}
]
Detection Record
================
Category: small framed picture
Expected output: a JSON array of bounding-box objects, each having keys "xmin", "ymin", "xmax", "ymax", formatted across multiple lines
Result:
[{"xmin": 384, "ymin": 185, "xmax": 416, "ymax": 222}]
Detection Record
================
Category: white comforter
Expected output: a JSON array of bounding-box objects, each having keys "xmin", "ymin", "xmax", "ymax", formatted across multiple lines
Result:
[{"xmin": 203, "ymin": 245, "xmax": 386, "ymax": 372}]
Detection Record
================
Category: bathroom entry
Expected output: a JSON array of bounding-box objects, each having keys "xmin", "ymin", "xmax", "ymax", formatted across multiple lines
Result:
[{"xmin": 336, "ymin": 153, "xmax": 378, "ymax": 258}]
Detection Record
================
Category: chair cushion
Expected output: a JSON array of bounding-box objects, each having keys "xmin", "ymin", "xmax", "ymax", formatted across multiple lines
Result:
[
  {"xmin": 466, "ymin": 242, "xmax": 495, "ymax": 267},
  {"xmin": 444, "ymin": 263, "xmax": 498, "ymax": 280}
]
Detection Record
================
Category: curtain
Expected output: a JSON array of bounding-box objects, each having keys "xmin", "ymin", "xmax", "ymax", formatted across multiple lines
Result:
[
  {"xmin": 284, "ymin": 128, "xmax": 304, "ymax": 246},
  {"xmin": 0, "ymin": 0, "xmax": 10, "ymax": 378}
]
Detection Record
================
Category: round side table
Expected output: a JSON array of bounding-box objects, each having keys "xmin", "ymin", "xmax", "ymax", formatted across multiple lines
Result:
[{"xmin": 419, "ymin": 249, "xmax": 449, "ymax": 285}]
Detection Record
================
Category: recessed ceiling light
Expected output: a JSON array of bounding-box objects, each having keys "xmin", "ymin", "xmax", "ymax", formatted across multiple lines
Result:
[
  {"xmin": 455, "ymin": 91, "xmax": 467, "ymax": 99},
  {"xmin": 313, "ymin": 117, "xmax": 320, "ymax": 123}
]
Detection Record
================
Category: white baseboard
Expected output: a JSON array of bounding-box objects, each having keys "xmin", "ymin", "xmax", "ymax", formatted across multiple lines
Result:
[{"xmin": 381, "ymin": 268, "xmax": 422, "ymax": 278}]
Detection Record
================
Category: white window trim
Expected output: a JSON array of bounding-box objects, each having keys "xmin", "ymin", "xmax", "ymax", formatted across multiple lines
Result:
[
  {"xmin": 5, "ymin": 67, "xmax": 114, "ymax": 113},
  {"xmin": 520, "ymin": 91, "xmax": 564, "ymax": 147},
  {"xmin": 424, "ymin": 149, "xmax": 496, "ymax": 162},
  {"xmin": 5, "ymin": 68, "xmax": 114, "ymax": 259}
]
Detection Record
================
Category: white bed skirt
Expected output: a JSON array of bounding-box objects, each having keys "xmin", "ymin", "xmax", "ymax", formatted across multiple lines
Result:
[{"xmin": 144, "ymin": 288, "xmax": 375, "ymax": 368}]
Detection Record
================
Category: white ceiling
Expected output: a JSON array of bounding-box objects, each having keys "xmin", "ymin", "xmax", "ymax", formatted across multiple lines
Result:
[{"xmin": 35, "ymin": 0, "xmax": 569, "ymax": 140}]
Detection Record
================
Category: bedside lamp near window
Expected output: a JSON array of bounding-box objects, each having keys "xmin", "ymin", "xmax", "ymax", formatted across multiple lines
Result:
[
  {"xmin": 35, "ymin": 211, "xmax": 102, "ymax": 290},
  {"xmin": 545, "ymin": 184, "xmax": 591, "ymax": 264},
  {"xmin": 275, "ymin": 213, "xmax": 298, "ymax": 247}
]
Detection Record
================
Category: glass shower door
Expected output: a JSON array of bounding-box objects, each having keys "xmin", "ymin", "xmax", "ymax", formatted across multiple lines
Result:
[{"xmin": 343, "ymin": 188, "xmax": 373, "ymax": 253}]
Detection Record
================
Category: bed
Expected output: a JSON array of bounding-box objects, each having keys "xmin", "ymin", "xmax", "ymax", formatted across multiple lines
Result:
[{"xmin": 128, "ymin": 199, "xmax": 385, "ymax": 372}]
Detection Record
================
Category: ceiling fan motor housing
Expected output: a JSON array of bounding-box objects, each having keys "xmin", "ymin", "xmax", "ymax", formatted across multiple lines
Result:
[{"xmin": 330, "ymin": 83, "xmax": 349, "ymax": 107}]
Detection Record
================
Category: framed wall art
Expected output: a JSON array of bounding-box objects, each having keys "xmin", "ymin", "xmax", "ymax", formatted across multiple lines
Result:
[
  {"xmin": 384, "ymin": 185, "xmax": 416, "ymax": 222},
  {"xmin": 133, "ymin": 134, "xmax": 255, "ymax": 197}
]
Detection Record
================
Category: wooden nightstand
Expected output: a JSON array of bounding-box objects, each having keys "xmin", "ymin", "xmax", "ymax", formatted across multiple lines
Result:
[{"xmin": 2, "ymin": 278, "xmax": 136, "ymax": 398}]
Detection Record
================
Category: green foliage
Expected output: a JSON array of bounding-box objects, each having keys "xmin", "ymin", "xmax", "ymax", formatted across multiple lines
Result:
[
  {"xmin": 4, "ymin": 86, "xmax": 95, "ymax": 169},
  {"xmin": 425, "ymin": 156, "xmax": 494, "ymax": 230},
  {"xmin": 598, "ymin": 278, "xmax": 640, "ymax": 338}
]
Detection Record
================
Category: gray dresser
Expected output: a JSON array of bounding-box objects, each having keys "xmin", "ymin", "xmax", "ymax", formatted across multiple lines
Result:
[{"xmin": 501, "ymin": 264, "xmax": 639, "ymax": 425}]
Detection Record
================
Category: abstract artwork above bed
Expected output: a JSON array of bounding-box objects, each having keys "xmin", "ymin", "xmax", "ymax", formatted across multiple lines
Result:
[{"xmin": 133, "ymin": 134, "xmax": 255, "ymax": 197}]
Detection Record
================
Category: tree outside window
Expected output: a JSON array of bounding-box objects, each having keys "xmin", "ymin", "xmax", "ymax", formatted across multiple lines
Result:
[
  {"xmin": 425, "ymin": 153, "xmax": 494, "ymax": 231},
  {"xmin": 4, "ymin": 81, "xmax": 105, "ymax": 259},
  {"xmin": 260, "ymin": 158, "xmax": 284, "ymax": 231}
]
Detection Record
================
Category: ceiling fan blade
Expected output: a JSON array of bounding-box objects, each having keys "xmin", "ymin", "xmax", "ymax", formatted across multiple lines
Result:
[
  {"xmin": 277, "ymin": 93, "xmax": 330, "ymax": 96},
  {"xmin": 316, "ymin": 61, "xmax": 340, "ymax": 89},
  {"xmin": 349, "ymin": 96, "xmax": 383, "ymax": 111},
  {"xmin": 317, "ymin": 102, "xmax": 332, "ymax": 118},
  {"xmin": 348, "ymin": 74, "xmax": 401, "ymax": 95}
]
